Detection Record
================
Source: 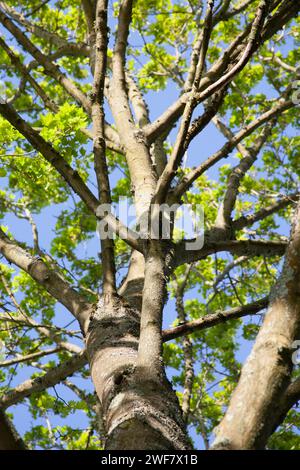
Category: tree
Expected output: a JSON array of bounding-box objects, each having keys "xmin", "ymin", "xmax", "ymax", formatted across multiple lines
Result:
[{"xmin": 0, "ymin": 0, "xmax": 299, "ymax": 450}]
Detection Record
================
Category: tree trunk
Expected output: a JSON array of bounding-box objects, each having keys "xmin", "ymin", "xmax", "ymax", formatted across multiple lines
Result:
[{"xmin": 86, "ymin": 295, "xmax": 191, "ymax": 450}]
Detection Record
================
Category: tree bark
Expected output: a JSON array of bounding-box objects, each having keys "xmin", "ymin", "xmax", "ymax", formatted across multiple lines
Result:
[
  {"xmin": 85, "ymin": 294, "xmax": 191, "ymax": 450},
  {"xmin": 211, "ymin": 201, "xmax": 300, "ymax": 450},
  {"xmin": 0, "ymin": 410, "xmax": 27, "ymax": 450}
]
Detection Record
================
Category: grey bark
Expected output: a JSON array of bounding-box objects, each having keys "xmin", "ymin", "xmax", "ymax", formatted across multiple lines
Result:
[
  {"xmin": 86, "ymin": 295, "xmax": 191, "ymax": 450},
  {"xmin": 0, "ymin": 410, "xmax": 27, "ymax": 450},
  {"xmin": 211, "ymin": 201, "xmax": 300, "ymax": 450}
]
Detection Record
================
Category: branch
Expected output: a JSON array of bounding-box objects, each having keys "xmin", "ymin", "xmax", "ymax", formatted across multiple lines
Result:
[
  {"xmin": 260, "ymin": 0, "xmax": 300, "ymax": 45},
  {"xmin": 110, "ymin": 0, "xmax": 133, "ymax": 123},
  {"xmin": 91, "ymin": 0, "xmax": 117, "ymax": 297},
  {"xmin": 0, "ymin": 39, "xmax": 121, "ymax": 152},
  {"xmin": 144, "ymin": 93, "xmax": 187, "ymax": 144},
  {"xmin": 0, "ymin": 101, "xmax": 98, "ymax": 209},
  {"xmin": 184, "ymin": 87, "xmax": 227, "ymax": 150},
  {"xmin": 215, "ymin": 121, "xmax": 274, "ymax": 232},
  {"xmin": 0, "ymin": 102, "xmax": 141, "ymax": 253},
  {"xmin": 191, "ymin": 0, "xmax": 271, "ymax": 106},
  {"xmin": 185, "ymin": 0, "xmax": 255, "ymax": 96},
  {"xmin": 81, "ymin": 0, "xmax": 97, "ymax": 72},
  {"xmin": 144, "ymin": 0, "xmax": 298, "ymax": 143},
  {"xmin": 81, "ymin": 0, "xmax": 96, "ymax": 33},
  {"xmin": 211, "ymin": 201, "xmax": 300, "ymax": 450},
  {"xmin": 163, "ymin": 296, "xmax": 268, "ymax": 342},
  {"xmin": 0, "ymin": 313, "xmax": 82, "ymax": 354},
  {"xmin": 212, "ymin": 255, "xmax": 249, "ymax": 290},
  {"xmin": 233, "ymin": 192, "xmax": 300, "ymax": 231},
  {"xmin": 0, "ymin": 1, "xmax": 89, "ymax": 56},
  {"xmin": 143, "ymin": 17, "xmax": 248, "ymax": 142},
  {"xmin": 174, "ymin": 238, "xmax": 287, "ymax": 267},
  {"xmin": 185, "ymin": 0, "xmax": 235, "ymax": 92},
  {"xmin": 0, "ymin": 8, "xmax": 91, "ymax": 114},
  {"xmin": 263, "ymin": 373, "xmax": 300, "ymax": 438},
  {"xmin": 108, "ymin": 0, "xmax": 145, "ymax": 155},
  {"xmin": 154, "ymin": 0, "xmax": 215, "ymax": 204},
  {"xmin": 126, "ymin": 73, "xmax": 150, "ymax": 128},
  {"xmin": 173, "ymin": 98, "xmax": 294, "ymax": 199},
  {"xmin": 278, "ymin": 376, "xmax": 300, "ymax": 421},
  {"xmin": 224, "ymin": 0, "xmax": 257, "ymax": 20},
  {"xmin": 0, "ymin": 228, "xmax": 92, "ymax": 332},
  {"xmin": 0, "ymin": 351, "xmax": 87, "ymax": 409},
  {"xmin": 109, "ymin": 0, "xmax": 157, "ymax": 219},
  {"xmin": 0, "ymin": 347, "xmax": 62, "ymax": 367},
  {"xmin": 0, "ymin": 36, "xmax": 58, "ymax": 112},
  {"xmin": 0, "ymin": 270, "xmax": 82, "ymax": 353}
]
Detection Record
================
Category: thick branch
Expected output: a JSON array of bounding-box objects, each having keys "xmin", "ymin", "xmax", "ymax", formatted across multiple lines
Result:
[
  {"xmin": 0, "ymin": 102, "xmax": 141, "ymax": 252},
  {"xmin": 110, "ymin": 0, "xmax": 133, "ymax": 125},
  {"xmin": 174, "ymin": 238, "xmax": 287, "ymax": 267},
  {"xmin": 91, "ymin": 0, "xmax": 117, "ymax": 296},
  {"xmin": 275, "ymin": 376, "xmax": 300, "ymax": 430},
  {"xmin": 211, "ymin": 201, "xmax": 300, "ymax": 450},
  {"xmin": 109, "ymin": 0, "xmax": 157, "ymax": 220},
  {"xmin": 0, "ymin": 351, "xmax": 87, "ymax": 409},
  {"xmin": 126, "ymin": 73, "xmax": 150, "ymax": 128},
  {"xmin": 81, "ymin": 0, "xmax": 96, "ymax": 33},
  {"xmin": 0, "ymin": 228, "xmax": 92, "ymax": 331},
  {"xmin": 137, "ymin": 243, "xmax": 166, "ymax": 377},
  {"xmin": 0, "ymin": 101, "xmax": 98, "ymax": 210}
]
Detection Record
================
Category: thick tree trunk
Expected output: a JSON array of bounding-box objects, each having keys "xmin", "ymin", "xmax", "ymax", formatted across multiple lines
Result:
[
  {"xmin": 85, "ymin": 295, "xmax": 191, "ymax": 450},
  {"xmin": 211, "ymin": 202, "xmax": 300, "ymax": 450}
]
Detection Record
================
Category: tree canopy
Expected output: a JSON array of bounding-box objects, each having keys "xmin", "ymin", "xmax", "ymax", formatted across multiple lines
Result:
[{"xmin": 0, "ymin": 0, "xmax": 299, "ymax": 450}]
